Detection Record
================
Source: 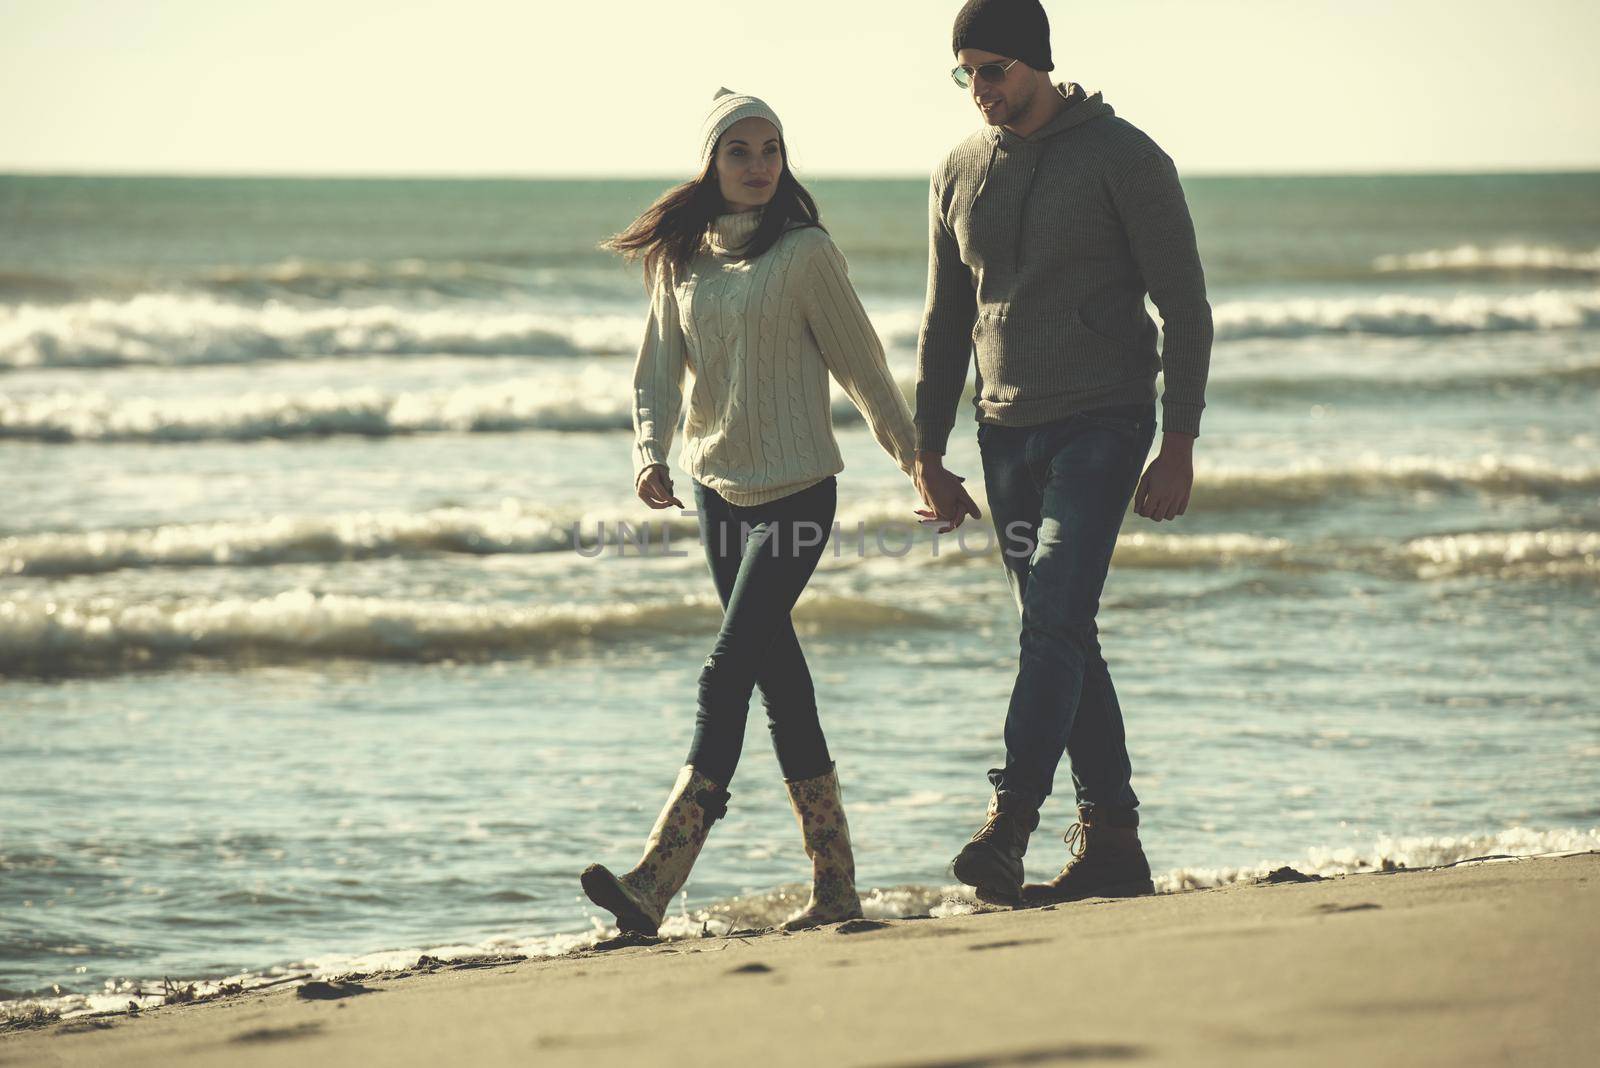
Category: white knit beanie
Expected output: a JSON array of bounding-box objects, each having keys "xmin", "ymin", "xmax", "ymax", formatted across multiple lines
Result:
[{"xmin": 699, "ymin": 87, "xmax": 784, "ymax": 169}]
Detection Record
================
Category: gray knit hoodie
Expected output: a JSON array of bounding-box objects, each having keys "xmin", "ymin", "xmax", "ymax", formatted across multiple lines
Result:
[{"xmin": 914, "ymin": 83, "xmax": 1213, "ymax": 451}]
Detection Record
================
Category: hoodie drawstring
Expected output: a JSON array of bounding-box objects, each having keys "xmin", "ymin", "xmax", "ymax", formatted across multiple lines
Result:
[
  {"xmin": 972, "ymin": 134, "xmax": 1002, "ymax": 208},
  {"xmin": 1014, "ymin": 151, "xmax": 1045, "ymax": 270}
]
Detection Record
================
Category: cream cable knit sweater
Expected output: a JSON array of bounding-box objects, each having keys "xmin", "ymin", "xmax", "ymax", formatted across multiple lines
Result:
[{"xmin": 631, "ymin": 210, "xmax": 917, "ymax": 507}]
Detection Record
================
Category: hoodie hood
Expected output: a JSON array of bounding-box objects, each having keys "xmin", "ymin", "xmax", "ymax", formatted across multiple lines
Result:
[
  {"xmin": 993, "ymin": 82, "xmax": 1112, "ymax": 149},
  {"xmin": 967, "ymin": 82, "xmax": 1120, "ymax": 269}
]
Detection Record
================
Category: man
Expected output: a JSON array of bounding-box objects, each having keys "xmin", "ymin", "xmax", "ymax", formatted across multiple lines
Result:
[{"xmin": 912, "ymin": 0, "xmax": 1213, "ymax": 905}]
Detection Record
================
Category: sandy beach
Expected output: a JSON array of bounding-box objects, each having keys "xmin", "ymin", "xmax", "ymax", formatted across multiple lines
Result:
[
  {"xmin": 5, "ymin": 1, "xmax": 1600, "ymax": 1061},
  {"xmin": 4, "ymin": 851, "xmax": 1594, "ymax": 1067}
]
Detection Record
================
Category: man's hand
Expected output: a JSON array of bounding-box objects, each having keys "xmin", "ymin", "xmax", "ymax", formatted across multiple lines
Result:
[
  {"xmin": 913, "ymin": 450, "xmax": 982, "ymax": 533},
  {"xmin": 1134, "ymin": 432, "xmax": 1194, "ymax": 522}
]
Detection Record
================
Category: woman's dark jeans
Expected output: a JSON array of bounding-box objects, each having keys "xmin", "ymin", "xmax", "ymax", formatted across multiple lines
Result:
[
  {"xmin": 686, "ymin": 475, "xmax": 837, "ymax": 787},
  {"xmin": 978, "ymin": 402, "xmax": 1157, "ymax": 813}
]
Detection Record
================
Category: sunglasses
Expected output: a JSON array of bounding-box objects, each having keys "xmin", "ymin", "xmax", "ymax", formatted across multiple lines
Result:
[{"xmin": 951, "ymin": 57, "xmax": 1020, "ymax": 88}]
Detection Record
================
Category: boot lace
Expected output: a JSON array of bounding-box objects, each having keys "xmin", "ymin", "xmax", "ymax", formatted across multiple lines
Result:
[
  {"xmin": 1062, "ymin": 821, "xmax": 1088, "ymax": 860},
  {"xmin": 970, "ymin": 811, "xmax": 1007, "ymax": 845}
]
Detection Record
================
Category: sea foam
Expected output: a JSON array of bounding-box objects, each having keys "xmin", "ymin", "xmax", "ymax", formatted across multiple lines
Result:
[
  {"xmin": 1157, "ymin": 826, "xmax": 1600, "ymax": 891},
  {"xmin": 5, "ymin": 482, "xmax": 1597, "ymax": 585},
  {"xmin": 5, "ymin": 289, "xmax": 1600, "ymax": 372},
  {"xmin": 1373, "ymin": 243, "xmax": 1600, "ymax": 279},
  {"xmin": 1196, "ymin": 455, "xmax": 1600, "ymax": 508},
  {"xmin": 0, "ymin": 375, "xmax": 884, "ymax": 442},
  {"xmin": 5, "ymin": 827, "xmax": 1592, "ymax": 1023},
  {"xmin": 1210, "ymin": 288, "xmax": 1600, "ymax": 340},
  {"xmin": 0, "ymin": 588, "xmax": 945, "ymax": 676},
  {"xmin": 0, "ymin": 295, "xmax": 643, "ymax": 369}
]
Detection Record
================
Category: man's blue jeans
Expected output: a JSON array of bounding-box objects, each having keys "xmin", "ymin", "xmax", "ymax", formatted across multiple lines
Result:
[{"xmin": 977, "ymin": 401, "xmax": 1157, "ymax": 811}]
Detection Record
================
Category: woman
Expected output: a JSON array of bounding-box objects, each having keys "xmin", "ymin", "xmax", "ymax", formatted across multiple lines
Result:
[{"xmin": 581, "ymin": 88, "xmax": 918, "ymax": 934}]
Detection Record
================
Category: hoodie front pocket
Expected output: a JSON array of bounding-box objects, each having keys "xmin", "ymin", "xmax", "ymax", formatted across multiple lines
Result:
[
  {"xmin": 1072, "ymin": 305, "xmax": 1147, "ymax": 354},
  {"xmin": 970, "ymin": 307, "xmax": 1016, "ymax": 400},
  {"xmin": 1062, "ymin": 306, "xmax": 1160, "ymax": 388}
]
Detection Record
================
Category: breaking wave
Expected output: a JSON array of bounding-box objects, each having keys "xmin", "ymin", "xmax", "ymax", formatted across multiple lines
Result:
[
  {"xmin": 0, "ymin": 589, "xmax": 946, "ymax": 677},
  {"xmin": 1397, "ymin": 528, "xmax": 1600, "ymax": 581},
  {"xmin": 0, "ymin": 497, "xmax": 937, "ymax": 576},
  {"xmin": 6, "ymin": 289, "xmax": 1600, "ymax": 373},
  {"xmin": 8, "ymin": 358, "xmax": 1595, "ymax": 443},
  {"xmin": 0, "ymin": 295, "xmax": 643, "ymax": 370},
  {"xmin": 1211, "ymin": 288, "xmax": 1600, "ymax": 340},
  {"xmin": 0, "ymin": 378, "xmax": 885, "ymax": 443},
  {"xmin": 1158, "ymin": 827, "xmax": 1600, "ymax": 891},
  {"xmin": 1196, "ymin": 457, "xmax": 1600, "ymax": 508},
  {"xmin": 1210, "ymin": 360, "xmax": 1600, "ymax": 405},
  {"xmin": 1372, "ymin": 244, "xmax": 1600, "ymax": 280}
]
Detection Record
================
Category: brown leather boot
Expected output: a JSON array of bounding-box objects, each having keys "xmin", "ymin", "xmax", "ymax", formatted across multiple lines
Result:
[
  {"xmin": 1021, "ymin": 804, "xmax": 1154, "ymax": 905},
  {"xmin": 951, "ymin": 790, "xmax": 1040, "ymax": 905}
]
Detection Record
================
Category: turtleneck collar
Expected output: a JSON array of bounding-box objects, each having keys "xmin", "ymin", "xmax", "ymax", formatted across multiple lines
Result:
[{"xmin": 707, "ymin": 210, "xmax": 762, "ymax": 256}]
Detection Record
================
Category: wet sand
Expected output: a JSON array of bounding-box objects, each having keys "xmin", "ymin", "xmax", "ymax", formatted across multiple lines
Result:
[{"xmin": 4, "ymin": 852, "xmax": 1595, "ymax": 1067}]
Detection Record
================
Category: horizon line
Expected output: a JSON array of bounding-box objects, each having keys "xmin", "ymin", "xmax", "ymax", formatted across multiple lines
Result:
[{"xmin": 4, "ymin": 164, "xmax": 1600, "ymax": 182}]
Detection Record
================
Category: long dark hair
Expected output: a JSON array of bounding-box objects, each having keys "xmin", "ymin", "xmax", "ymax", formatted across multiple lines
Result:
[{"xmin": 603, "ymin": 137, "xmax": 824, "ymax": 286}]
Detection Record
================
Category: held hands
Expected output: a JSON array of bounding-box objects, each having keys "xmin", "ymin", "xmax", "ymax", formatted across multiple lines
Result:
[
  {"xmin": 636, "ymin": 464, "xmax": 684, "ymax": 509},
  {"xmin": 913, "ymin": 451, "xmax": 983, "ymax": 534},
  {"xmin": 1134, "ymin": 432, "xmax": 1195, "ymax": 522}
]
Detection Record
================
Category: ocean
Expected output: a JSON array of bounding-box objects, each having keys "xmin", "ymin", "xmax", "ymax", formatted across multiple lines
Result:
[{"xmin": 2, "ymin": 172, "xmax": 1598, "ymax": 1014}]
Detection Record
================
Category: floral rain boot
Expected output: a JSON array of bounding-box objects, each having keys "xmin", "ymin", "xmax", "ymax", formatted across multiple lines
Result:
[
  {"xmin": 781, "ymin": 763, "xmax": 865, "ymax": 930},
  {"xmin": 581, "ymin": 765, "xmax": 730, "ymax": 936}
]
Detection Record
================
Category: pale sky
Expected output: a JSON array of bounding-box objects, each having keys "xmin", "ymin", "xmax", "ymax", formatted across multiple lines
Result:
[{"xmin": 2, "ymin": 0, "xmax": 1597, "ymax": 177}]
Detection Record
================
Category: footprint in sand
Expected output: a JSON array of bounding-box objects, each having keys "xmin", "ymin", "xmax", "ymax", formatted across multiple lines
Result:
[{"xmin": 727, "ymin": 962, "xmax": 774, "ymax": 974}]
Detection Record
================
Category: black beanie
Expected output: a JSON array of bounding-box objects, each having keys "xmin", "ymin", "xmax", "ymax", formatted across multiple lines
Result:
[{"xmin": 951, "ymin": 0, "xmax": 1053, "ymax": 73}]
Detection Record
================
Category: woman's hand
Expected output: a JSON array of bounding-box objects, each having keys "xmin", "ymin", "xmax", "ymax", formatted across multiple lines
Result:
[{"xmin": 636, "ymin": 465, "xmax": 685, "ymax": 509}]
